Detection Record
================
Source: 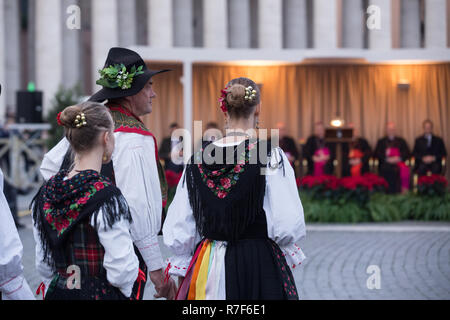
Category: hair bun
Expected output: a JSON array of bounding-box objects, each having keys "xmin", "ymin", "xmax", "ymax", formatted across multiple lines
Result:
[
  {"xmin": 226, "ymin": 84, "xmax": 246, "ymax": 109},
  {"xmin": 59, "ymin": 105, "xmax": 83, "ymax": 128}
]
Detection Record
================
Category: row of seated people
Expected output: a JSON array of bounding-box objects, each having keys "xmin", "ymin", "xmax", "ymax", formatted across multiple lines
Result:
[{"xmin": 279, "ymin": 120, "xmax": 447, "ymax": 194}]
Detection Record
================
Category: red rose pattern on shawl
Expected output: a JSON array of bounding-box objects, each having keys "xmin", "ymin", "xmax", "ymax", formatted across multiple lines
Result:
[
  {"xmin": 197, "ymin": 142, "xmax": 257, "ymax": 199},
  {"xmin": 43, "ymin": 173, "xmax": 111, "ymax": 237}
]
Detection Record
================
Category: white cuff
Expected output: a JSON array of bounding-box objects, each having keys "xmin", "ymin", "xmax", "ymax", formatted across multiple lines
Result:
[
  {"xmin": 166, "ymin": 254, "xmax": 192, "ymax": 277},
  {"xmin": 281, "ymin": 243, "xmax": 306, "ymax": 270},
  {"xmin": 1, "ymin": 275, "xmax": 35, "ymax": 300},
  {"xmin": 134, "ymin": 234, "xmax": 164, "ymax": 271}
]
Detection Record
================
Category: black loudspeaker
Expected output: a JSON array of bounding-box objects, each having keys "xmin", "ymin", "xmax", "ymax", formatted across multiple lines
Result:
[{"xmin": 16, "ymin": 91, "xmax": 43, "ymax": 123}]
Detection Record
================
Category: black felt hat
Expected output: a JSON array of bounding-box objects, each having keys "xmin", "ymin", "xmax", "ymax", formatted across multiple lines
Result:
[{"xmin": 89, "ymin": 47, "xmax": 169, "ymax": 103}]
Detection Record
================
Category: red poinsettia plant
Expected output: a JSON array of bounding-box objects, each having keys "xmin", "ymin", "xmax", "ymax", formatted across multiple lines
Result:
[
  {"xmin": 298, "ymin": 173, "xmax": 389, "ymax": 206},
  {"xmin": 417, "ymin": 174, "xmax": 448, "ymax": 197}
]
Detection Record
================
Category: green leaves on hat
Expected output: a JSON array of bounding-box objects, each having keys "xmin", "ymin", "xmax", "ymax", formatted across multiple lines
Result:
[{"xmin": 96, "ymin": 64, "xmax": 144, "ymax": 90}]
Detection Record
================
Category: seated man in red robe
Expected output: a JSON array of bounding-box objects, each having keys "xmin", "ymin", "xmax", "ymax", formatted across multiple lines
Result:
[{"xmin": 374, "ymin": 122, "xmax": 411, "ymax": 194}]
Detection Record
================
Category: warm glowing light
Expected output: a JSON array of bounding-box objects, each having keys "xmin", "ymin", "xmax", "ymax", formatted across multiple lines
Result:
[
  {"xmin": 330, "ymin": 118, "xmax": 344, "ymax": 128},
  {"xmin": 221, "ymin": 60, "xmax": 292, "ymax": 66}
]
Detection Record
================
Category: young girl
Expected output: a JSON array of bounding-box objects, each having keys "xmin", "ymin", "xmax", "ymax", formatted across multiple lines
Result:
[
  {"xmin": 163, "ymin": 77, "xmax": 306, "ymax": 300},
  {"xmin": 32, "ymin": 102, "xmax": 143, "ymax": 300}
]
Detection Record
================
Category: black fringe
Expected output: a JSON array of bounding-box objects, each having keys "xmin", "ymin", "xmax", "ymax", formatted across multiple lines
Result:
[
  {"xmin": 186, "ymin": 164, "xmax": 266, "ymax": 244},
  {"xmin": 183, "ymin": 141, "xmax": 286, "ymax": 244},
  {"xmin": 91, "ymin": 191, "xmax": 133, "ymax": 232},
  {"xmin": 31, "ymin": 186, "xmax": 57, "ymax": 270}
]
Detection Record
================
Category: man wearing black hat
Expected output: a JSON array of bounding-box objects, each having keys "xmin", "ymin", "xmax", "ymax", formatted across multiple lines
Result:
[{"xmin": 40, "ymin": 48, "xmax": 177, "ymax": 300}]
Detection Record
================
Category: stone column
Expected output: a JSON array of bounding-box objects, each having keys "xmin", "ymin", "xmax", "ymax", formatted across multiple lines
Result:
[
  {"xmin": 182, "ymin": 61, "xmax": 193, "ymax": 139},
  {"xmin": 283, "ymin": 0, "xmax": 307, "ymax": 48},
  {"xmin": 36, "ymin": 0, "xmax": 63, "ymax": 115},
  {"xmin": 228, "ymin": 0, "xmax": 251, "ymax": 48},
  {"xmin": 203, "ymin": 0, "xmax": 227, "ymax": 48},
  {"xmin": 61, "ymin": 0, "xmax": 81, "ymax": 89},
  {"xmin": 313, "ymin": 0, "xmax": 338, "ymax": 48},
  {"xmin": 118, "ymin": 0, "xmax": 137, "ymax": 47},
  {"xmin": 258, "ymin": 0, "xmax": 282, "ymax": 48},
  {"xmin": 342, "ymin": 0, "xmax": 364, "ymax": 48},
  {"xmin": 4, "ymin": 0, "xmax": 21, "ymax": 111},
  {"xmin": 0, "ymin": 0, "xmax": 5, "ymax": 121},
  {"xmin": 148, "ymin": 0, "xmax": 173, "ymax": 47},
  {"xmin": 425, "ymin": 0, "xmax": 447, "ymax": 48},
  {"xmin": 368, "ymin": 0, "xmax": 392, "ymax": 49},
  {"xmin": 173, "ymin": 0, "xmax": 194, "ymax": 47},
  {"xmin": 91, "ymin": 0, "xmax": 118, "ymax": 94},
  {"xmin": 400, "ymin": 0, "xmax": 421, "ymax": 48}
]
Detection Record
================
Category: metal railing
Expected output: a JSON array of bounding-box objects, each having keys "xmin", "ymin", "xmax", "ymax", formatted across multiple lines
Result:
[{"xmin": 0, "ymin": 123, "xmax": 51, "ymax": 191}]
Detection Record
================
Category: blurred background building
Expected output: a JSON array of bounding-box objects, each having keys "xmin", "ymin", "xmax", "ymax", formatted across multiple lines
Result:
[{"xmin": 0, "ymin": 0, "xmax": 449, "ymax": 150}]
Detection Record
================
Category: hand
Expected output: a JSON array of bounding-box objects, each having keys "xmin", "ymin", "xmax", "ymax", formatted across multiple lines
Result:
[
  {"xmin": 150, "ymin": 269, "xmax": 177, "ymax": 300},
  {"xmin": 423, "ymin": 155, "xmax": 435, "ymax": 164},
  {"xmin": 387, "ymin": 156, "xmax": 400, "ymax": 164},
  {"xmin": 154, "ymin": 278, "xmax": 177, "ymax": 300},
  {"xmin": 350, "ymin": 158, "xmax": 361, "ymax": 166},
  {"xmin": 178, "ymin": 276, "xmax": 185, "ymax": 288}
]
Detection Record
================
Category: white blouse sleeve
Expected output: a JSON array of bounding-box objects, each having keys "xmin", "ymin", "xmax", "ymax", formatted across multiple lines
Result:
[
  {"xmin": 163, "ymin": 169, "xmax": 201, "ymax": 277},
  {"xmin": 263, "ymin": 147, "xmax": 306, "ymax": 269},
  {"xmin": 90, "ymin": 209, "xmax": 139, "ymax": 298},
  {"xmin": 40, "ymin": 138, "xmax": 70, "ymax": 181},
  {"xmin": 0, "ymin": 169, "xmax": 35, "ymax": 299},
  {"xmin": 112, "ymin": 133, "xmax": 164, "ymax": 271},
  {"xmin": 32, "ymin": 213, "xmax": 55, "ymax": 291}
]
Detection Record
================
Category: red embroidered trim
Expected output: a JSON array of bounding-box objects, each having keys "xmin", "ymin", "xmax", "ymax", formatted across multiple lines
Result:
[
  {"xmin": 36, "ymin": 282, "xmax": 46, "ymax": 299},
  {"xmin": 165, "ymin": 259, "xmax": 188, "ymax": 271},
  {"xmin": 109, "ymin": 104, "xmax": 160, "ymax": 161},
  {"xmin": 109, "ymin": 105, "xmax": 142, "ymax": 122},
  {"xmin": 0, "ymin": 275, "xmax": 19, "ymax": 287},
  {"xmin": 137, "ymin": 242, "xmax": 160, "ymax": 250}
]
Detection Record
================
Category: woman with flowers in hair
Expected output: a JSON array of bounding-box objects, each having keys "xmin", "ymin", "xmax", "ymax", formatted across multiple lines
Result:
[
  {"xmin": 163, "ymin": 77, "xmax": 306, "ymax": 300},
  {"xmin": 31, "ymin": 102, "xmax": 144, "ymax": 300}
]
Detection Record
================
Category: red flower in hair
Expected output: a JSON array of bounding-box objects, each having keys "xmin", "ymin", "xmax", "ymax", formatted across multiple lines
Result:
[
  {"xmin": 56, "ymin": 112, "xmax": 63, "ymax": 126},
  {"xmin": 218, "ymin": 88, "xmax": 228, "ymax": 113}
]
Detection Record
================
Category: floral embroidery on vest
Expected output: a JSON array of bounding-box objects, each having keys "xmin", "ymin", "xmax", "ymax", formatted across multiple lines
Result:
[{"xmin": 197, "ymin": 142, "xmax": 257, "ymax": 199}]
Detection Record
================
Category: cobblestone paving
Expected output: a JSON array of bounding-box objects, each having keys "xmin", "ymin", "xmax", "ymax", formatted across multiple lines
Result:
[{"xmin": 18, "ymin": 213, "xmax": 450, "ymax": 300}]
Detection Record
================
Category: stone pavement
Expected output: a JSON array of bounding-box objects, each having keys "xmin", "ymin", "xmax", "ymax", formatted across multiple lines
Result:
[{"xmin": 17, "ymin": 212, "xmax": 450, "ymax": 300}]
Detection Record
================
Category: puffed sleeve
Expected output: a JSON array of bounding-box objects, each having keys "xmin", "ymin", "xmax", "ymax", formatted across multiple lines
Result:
[
  {"xmin": 0, "ymin": 169, "xmax": 35, "ymax": 299},
  {"xmin": 112, "ymin": 133, "xmax": 164, "ymax": 271},
  {"xmin": 40, "ymin": 138, "xmax": 70, "ymax": 181},
  {"xmin": 90, "ymin": 208, "xmax": 139, "ymax": 298},
  {"xmin": 163, "ymin": 168, "xmax": 201, "ymax": 277},
  {"xmin": 263, "ymin": 148, "xmax": 306, "ymax": 269}
]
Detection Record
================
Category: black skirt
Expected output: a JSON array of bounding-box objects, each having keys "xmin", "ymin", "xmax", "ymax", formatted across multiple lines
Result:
[{"xmin": 225, "ymin": 238, "xmax": 298, "ymax": 300}]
